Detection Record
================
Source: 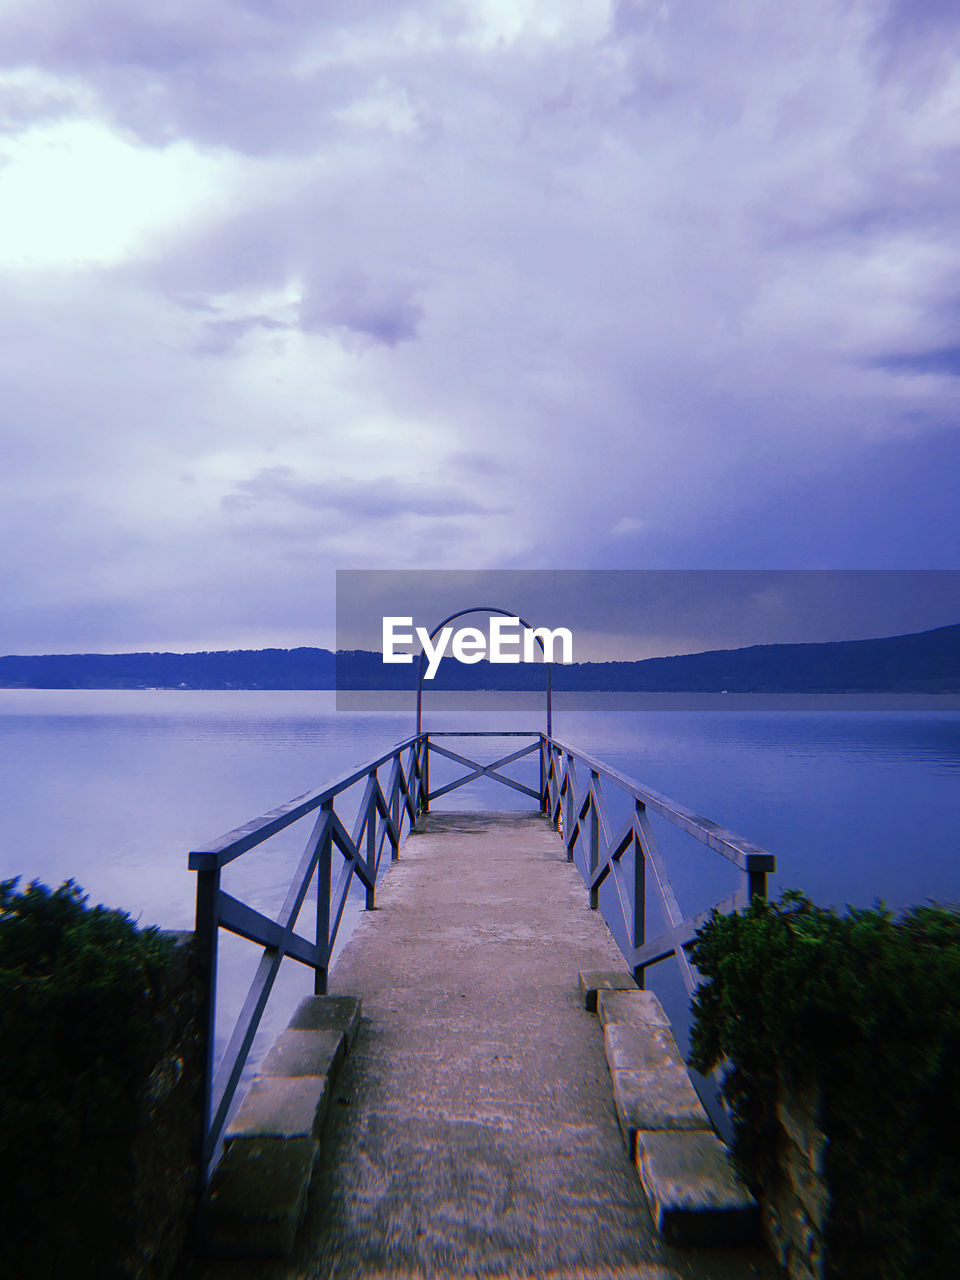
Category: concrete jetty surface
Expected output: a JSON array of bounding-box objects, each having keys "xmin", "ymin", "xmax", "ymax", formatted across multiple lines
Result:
[{"xmin": 186, "ymin": 811, "xmax": 775, "ymax": 1279}]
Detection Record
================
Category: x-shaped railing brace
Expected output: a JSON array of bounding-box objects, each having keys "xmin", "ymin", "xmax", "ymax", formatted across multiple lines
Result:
[{"xmin": 426, "ymin": 739, "xmax": 541, "ymax": 802}]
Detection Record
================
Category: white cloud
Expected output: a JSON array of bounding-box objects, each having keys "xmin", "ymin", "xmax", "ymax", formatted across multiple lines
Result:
[
  {"xmin": 0, "ymin": 117, "xmax": 248, "ymax": 269},
  {"xmin": 611, "ymin": 517, "xmax": 646, "ymax": 537}
]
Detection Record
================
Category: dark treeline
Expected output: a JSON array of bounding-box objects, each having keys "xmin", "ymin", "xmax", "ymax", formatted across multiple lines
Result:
[
  {"xmin": 1, "ymin": 623, "xmax": 957, "ymax": 692},
  {"xmin": 0, "ymin": 648, "xmax": 336, "ymax": 689},
  {"xmin": 556, "ymin": 621, "xmax": 960, "ymax": 693}
]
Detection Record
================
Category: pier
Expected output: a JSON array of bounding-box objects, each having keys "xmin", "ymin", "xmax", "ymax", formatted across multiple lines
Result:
[
  {"xmin": 184, "ymin": 719, "xmax": 779, "ymax": 1277},
  {"xmin": 188, "ymin": 805, "xmax": 776, "ymax": 1277}
]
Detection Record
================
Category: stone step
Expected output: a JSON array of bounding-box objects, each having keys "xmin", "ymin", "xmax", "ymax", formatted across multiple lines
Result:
[
  {"xmin": 603, "ymin": 1020, "xmax": 683, "ymax": 1073},
  {"xmin": 225, "ymin": 1074, "xmax": 329, "ymax": 1143},
  {"xmin": 578, "ymin": 969, "xmax": 639, "ymax": 1012},
  {"xmin": 261, "ymin": 1027, "xmax": 346, "ymax": 1079},
  {"xmin": 200, "ymin": 1137, "xmax": 318, "ymax": 1258},
  {"xmin": 288, "ymin": 993, "xmax": 362, "ymax": 1049},
  {"xmin": 199, "ymin": 994, "xmax": 360, "ymax": 1259},
  {"xmin": 604, "ymin": 1022, "xmax": 710, "ymax": 1156},
  {"xmin": 611, "ymin": 1064, "xmax": 712, "ymax": 1155},
  {"xmin": 597, "ymin": 986, "xmax": 672, "ymax": 1030},
  {"xmin": 585, "ymin": 977, "xmax": 759, "ymax": 1248},
  {"xmin": 635, "ymin": 1128, "xmax": 760, "ymax": 1247}
]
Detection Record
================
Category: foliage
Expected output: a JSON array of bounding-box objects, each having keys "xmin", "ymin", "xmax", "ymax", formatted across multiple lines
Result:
[
  {"xmin": 688, "ymin": 890, "xmax": 960, "ymax": 1280},
  {"xmin": 0, "ymin": 877, "xmax": 179, "ymax": 1278}
]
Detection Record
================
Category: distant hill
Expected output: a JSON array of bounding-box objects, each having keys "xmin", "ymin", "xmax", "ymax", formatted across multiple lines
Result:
[
  {"xmin": 554, "ymin": 621, "xmax": 960, "ymax": 694},
  {"xmin": 0, "ymin": 647, "xmax": 336, "ymax": 690},
  {"xmin": 1, "ymin": 623, "xmax": 957, "ymax": 692}
]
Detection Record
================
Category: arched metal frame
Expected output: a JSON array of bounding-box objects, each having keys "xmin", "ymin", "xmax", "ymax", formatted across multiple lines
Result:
[{"xmin": 415, "ymin": 606, "xmax": 553, "ymax": 736}]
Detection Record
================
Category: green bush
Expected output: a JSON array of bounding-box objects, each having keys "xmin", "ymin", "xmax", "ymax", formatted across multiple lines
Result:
[
  {"xmin": 688, "ymin": 890, "xmax": 960, "ymax": 1280},
  {"xmin": 0, "ymin": 877, "xmax": 179, "ymax": 1278}
]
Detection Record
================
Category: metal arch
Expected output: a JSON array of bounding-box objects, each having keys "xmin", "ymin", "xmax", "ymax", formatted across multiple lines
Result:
[{"xmin": 415, "ymin": 606, "xmax": 554, "ymax": 736}]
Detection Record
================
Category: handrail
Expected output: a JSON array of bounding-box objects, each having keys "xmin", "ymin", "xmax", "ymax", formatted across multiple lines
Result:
[
  {"xmin": 190, "ymin": 732, "xmax": 426, "ymax": 1174},
  {"xmin": 539, "ymin": 733, "xmax": 776, "ymax": 994},
  {"xmin": 188, "ymin": 734, "xmax": 422, "ymax": 871},
  {"xmin": 189, "ymin": 726, "xmax": 776, "ymax": 1182},
  {"xmin": 543, "ymin": 735, "xmax": 776, "ymax": 874}
]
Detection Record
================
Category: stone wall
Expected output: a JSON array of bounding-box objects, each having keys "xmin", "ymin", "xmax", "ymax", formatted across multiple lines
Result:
[
  {"xmin": 762, "ymin": 1086, "xmax": 829, "ymax": 1280},
  {"xmin": 124, "ymin": 931, "xmax": 204, "ymax": 1280}
]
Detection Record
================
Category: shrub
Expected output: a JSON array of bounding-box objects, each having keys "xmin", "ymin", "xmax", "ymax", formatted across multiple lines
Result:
[
  {"xmin": 688, "ymin": 890, "xmax": 960, "ymax": 1279},
  {"xmin": 0, "ymin": 877, "xmax": 181, "ymax": 1278}
]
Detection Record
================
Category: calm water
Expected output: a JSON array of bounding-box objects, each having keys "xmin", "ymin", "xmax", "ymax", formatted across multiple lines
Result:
[{"xmin": 1, "ymin": 690, "xmax": 957, "ymax": 1081}]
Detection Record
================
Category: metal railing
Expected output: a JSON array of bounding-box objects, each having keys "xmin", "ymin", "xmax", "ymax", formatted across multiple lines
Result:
[
  {"xmin": 189, "ymin": 734, "xmax": 425, "ymax": 1171},
  {"xmin": 189, "ymin": 728, "xmax": 775, "ymax": 1177},
  {"xmin": 540, "ymin": 734, "xmax": 776, "ymax": 996}
]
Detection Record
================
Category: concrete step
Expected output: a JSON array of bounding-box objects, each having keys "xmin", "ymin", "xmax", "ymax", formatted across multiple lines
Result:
[
  {"xmin": 288, "ymin": 993, "xmax": 361, "ymax": 1049},
  {"xmin": 261, "ymin": 1027, "xmax": 345, "ymax": 1079},
  {"xmin": 636, "ymin": 1128, "xmax": 760, "ymax": 1247},
  {"xmin": 200, "ymin": 1137, "xmax": 318, "ymax": 1258},
  {"xmin": 199, "ymin": 995, "xmax": 360, "ymax": 1259},
  {"xmin": 597, "ymin": 986, "xmax": 672, "ymax": 1030},
  {"xmin": 579, "ymin": 969, "xmax": 639, "ymax": 1012},
  {"xmin": 225, "ymin": 1075, "xmax": 329, "ymax": 1143},
  {"xmin": 582, "ymin": 971, "xmax": 759, "ymax": 1248},
  {"xmin": 603, "ymin": 1019, "xmax": 683, "ymax": 1072},
  {"xmin": 604, "ymin": 1022, "xmax": 710, "ymax": 1155}
]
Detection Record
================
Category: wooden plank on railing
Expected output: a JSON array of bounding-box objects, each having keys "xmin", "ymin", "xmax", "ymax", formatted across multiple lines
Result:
[
  {"xmin": 374, "ymin": 779, "xmax": 401, "ymax": 850},
  {"xmin": 328, "ymin": 857, "xmax": 356, "ymax": 951},
  {"xmin": 207, "ymin": 948, "xmax": 283, "ymax": 1160},
  {"xmin": 426, "ymin": 730, "xmax": 541, "ymax": 736}
]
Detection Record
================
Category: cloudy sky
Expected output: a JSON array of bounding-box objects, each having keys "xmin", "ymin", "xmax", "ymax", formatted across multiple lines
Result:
[{"xmin": 2, "ymin": 0, "xmax": 959, "ymax": 655}]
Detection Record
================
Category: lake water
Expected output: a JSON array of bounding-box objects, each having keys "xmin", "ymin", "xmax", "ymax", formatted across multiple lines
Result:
[{"xmin": 2, "ymin": 689, "xmax": 957, "ymax": 1088}]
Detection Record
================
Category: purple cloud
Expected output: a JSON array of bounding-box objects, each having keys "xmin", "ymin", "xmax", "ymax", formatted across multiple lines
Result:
[
  {"xmin": 0, "ymin": 0, "xmax": 958, "ymax": 653},
  {"xmin": 300, "ymin": 270, "xmax": 424, "ymax": 347},
  {"xmin": 223, "ymin": 465, "xmax": 499, "ymax": 519}
]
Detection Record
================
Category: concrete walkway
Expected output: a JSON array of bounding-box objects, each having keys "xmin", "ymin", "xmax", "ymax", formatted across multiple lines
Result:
[{"xmin": 186, "ymin": 811, "xmax": 775, "ymax": 1280}]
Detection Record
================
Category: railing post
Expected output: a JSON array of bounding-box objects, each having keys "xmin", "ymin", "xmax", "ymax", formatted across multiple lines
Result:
[
  {"xmin": 314, "ymin": 800, "xmax": 333, "ymax": 995},
  {"xmin": 632, "ymin": 799, "xmax": 647, "ymax": 989},
  {"xmin": 564, "ymin": 754, "xmax": 574, "ymax": 860},
  {"xmin": 366, "ymin": 772, "xmax": 377, "ymax": 909},
  {"xmin": 589, "ymin": 771, "xmax": 600, "ymax": 909},
  {"xmin": 747, "ymin": 856, "xmax": 769, "ymax": 903},
  {"xmin": 556, "ymin": 747, "xmax": 563, "ymax": 829},
  {"xmin": 539, "ymin": 735, "xmax": 546, "ymax": 813},
  {"xmin": 391, "ymin": 757, "xmax": 402, "ymax": 860},
  {"xmin": 422, "ymin": 735, "xmax": 430, "ymax": 813},
  {"xmin": 412, "ymin": 741, "xmax": 422, "ymax": 819},
  {"xmin": 194, "ymin": 865, "xmax": 220, "ymax": 1173}
]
